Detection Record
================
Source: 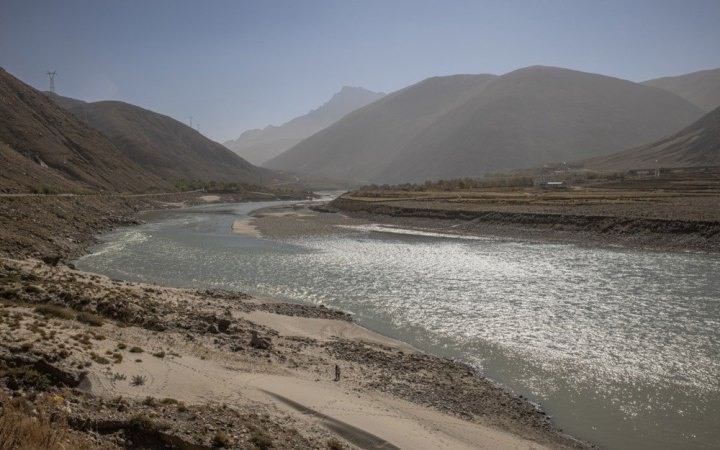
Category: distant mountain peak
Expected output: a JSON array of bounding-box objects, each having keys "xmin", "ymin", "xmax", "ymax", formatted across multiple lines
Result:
[
  {"xmin": 339, "ymin": 85, "xmax": 372, "ymax": 93},
  {"xmin": 224, "ymin": 86, "xmax": 385, "ymax": 165},
  {"xmin": 305, "ymin": 86, "xmax": 385, "ymax": 120}
]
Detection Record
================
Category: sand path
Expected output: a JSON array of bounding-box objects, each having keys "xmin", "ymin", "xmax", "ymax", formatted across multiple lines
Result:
[
  {"xmin": 90, "ymin": 353, "xmax": 547, "ymax": 449},
  {"xmin": 86, "ymin": 312, "xmax": 549, "ymax": 450}
]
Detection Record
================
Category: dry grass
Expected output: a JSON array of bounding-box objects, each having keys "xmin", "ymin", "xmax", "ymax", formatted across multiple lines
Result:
[
  {"xmin": 34, "ymin": 304, "xmax": 75, "ymax": 320},
  {"xmin": 0, "ymin": 391, "xmax": 92, "ymax": 450},
  {"xmin": 76, "ymin": 311, "xmax": 104, "ymax": 327}
]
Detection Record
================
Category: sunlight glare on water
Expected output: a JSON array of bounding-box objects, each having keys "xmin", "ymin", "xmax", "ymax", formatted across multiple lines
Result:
[{"xmin": 76, "ymin": 203, "xmax": 720, "ymax": 450}]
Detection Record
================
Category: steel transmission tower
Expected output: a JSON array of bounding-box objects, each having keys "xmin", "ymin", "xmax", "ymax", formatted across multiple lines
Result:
[{"xmin": 46, "ymin": 71, "xmax": 57, "ymax": 93}]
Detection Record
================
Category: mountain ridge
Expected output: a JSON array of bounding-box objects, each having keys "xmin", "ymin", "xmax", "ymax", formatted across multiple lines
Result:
[
  {"xmin": 0, "ymin": 67, "xmax": 170, "ymax": 193},
  {"xmin": 48, "ymin": 93, "xmax": 276, "ymax": 185},
  {"xmin": 264, "ymin": 73, "xmax": 499, "ymax": 182},
  {"xmin": 224, "ymin": 86, "xmax": 385, "ymax": 165},
  {"xmin": 643, "ymin": 68, "xmax": 720, "ymax": 112},
  {"xmin": 266, "ymin": 66, "xmax": 704, "ymax": 184},
  {"xmin": 581, "ymin": 105, "xmax": 720, "ymax": 171}
]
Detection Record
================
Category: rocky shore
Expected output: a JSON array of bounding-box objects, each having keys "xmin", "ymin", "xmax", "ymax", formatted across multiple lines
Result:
[{"xmin": 0, "ymin": 194, "xmax": 595, "ymax": 449}]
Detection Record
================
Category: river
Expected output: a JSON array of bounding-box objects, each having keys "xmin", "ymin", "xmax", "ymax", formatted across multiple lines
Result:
[{"xmin": 75, "ymin": 199, "xmax": 720, "ymax": 450}]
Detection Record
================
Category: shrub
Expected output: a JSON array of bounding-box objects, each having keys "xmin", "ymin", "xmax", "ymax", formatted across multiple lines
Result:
[
  {"xmin": 130, "ymin": 375, "xmax": 147, "ymax": 386},
  {"xmin": 327, "ymin": 438, "xmax": 346, "ymax": 450},
  {"xmin": 0, "ymin": 288, "xmax": 17, "ymax": 300},
  {"xmin": 249, "ymin": 431, "xmax": 273, "ymax": 450},
  {"xmin": 129, "ymin": 346, "xmax": 143, "ymax": 353},
  {"xmin": 129, "ymin": 415, "xmax": 155, "ymax": 432},
  {"xmin": 91, "ymin": 354, "xmax": 110, "ymax": 365},
  {"xmin": 152, "ymin": 351, "xmax": 165, "ymax": 358},
  {"xmin": 23, "ymin": 285, "xmax": 41, "ymax": 294},
  {"xmin": 2, "ymin": 365, "xmax": 50, "ymax": 391},
  {"xmin": 35, "ymin": 305, "xmax": 75, "ymax": 320},
  {"xmin": 76, "ymin": 312, "xmax": 104, "ymax": 327},
  {"xmin": 212, "ymin": 431, "xmax": 230, "ymax": 447},
  {"xmin": 0, "ymin": 391, "xmax": 92, "ymax": 449},
  {"xmin": 32, "ymin": 185, "xmax": 56, "ymax": 195}
]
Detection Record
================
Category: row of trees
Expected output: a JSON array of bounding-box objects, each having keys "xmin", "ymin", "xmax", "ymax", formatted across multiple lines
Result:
[
  {"xmin": 174, "ymin": 179, "xmax": 264, "ymax": 193},
  {"xmin": 360, "ymin": 175, "xmax": 534, "ymax": 192}
]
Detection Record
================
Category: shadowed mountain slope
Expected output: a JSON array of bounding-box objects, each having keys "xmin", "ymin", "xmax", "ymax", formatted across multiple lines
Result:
[
  {"xmin": 267, "ymin": 66, "xmax": 704, "ymax": 184},
  {"xmin": 49, "ymin": 94, "xmax": 275, "ymax": 185},
  {"xmin": 264, "ymin": 74, "xmax": 498, "ymax": 182},
  {"xmin": 224, "ymin": 86, "xmax": 385, "ymax": 165},
  {"xmin": 582, "ymin": 106, "xmax": 720, "ymax": 171},
  {"xmin": 0, "ymin": 68, "xmax": 169, "ymax": 193},
  {"xmin": 643, "ymin": 68, "xmax": 720, "ymax": 112}
]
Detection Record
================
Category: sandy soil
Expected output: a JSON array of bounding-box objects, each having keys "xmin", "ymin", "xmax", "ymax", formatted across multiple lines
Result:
[
  {"xmin": 231, "ymin": 220, "xmax": 262, "ymax": 237},
  {"xmin": 85, "ymin": 314, "xmax": 549, "ymax": 450}
]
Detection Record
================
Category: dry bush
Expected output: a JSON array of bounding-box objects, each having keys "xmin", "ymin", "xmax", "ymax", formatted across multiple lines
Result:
[
  {"xmin": 90, "ymin": 353, "xmax": 110, "ymax": 365},
  {"xmin": 76, "ymin": 312, "xmax": 104, "ymax": 327},
  {"xmin": 213, "ymin": 431, "xmax": 230, "ymax": 447},
  {"xmin": 34, "ymin": 305, "xmax": 75, "ymax": 320},
  {"xmin": 0, "ymin": 391, "xmax": 92, "ymax": 450}
]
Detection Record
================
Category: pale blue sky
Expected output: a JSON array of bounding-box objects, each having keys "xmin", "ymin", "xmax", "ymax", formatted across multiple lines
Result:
[{"xmin": 1, "ymin": 0, "xmax": 719, "ymax": 142}]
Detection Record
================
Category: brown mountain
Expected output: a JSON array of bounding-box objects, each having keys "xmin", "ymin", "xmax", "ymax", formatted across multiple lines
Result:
[
  {"xmin": 643, "ymin": 68, "xmax": 720, "ymax": 112},
  {"xmin": 582, "ymin": 106, "xmax": 720, "ymax": 171},
  {"xmin": 49, "ymin": 94, "xmax": 274, "ymax": 185},
  {"xmin": 224, "ymin": 86, "xmax": 385, "ymax": 165},
  {"xmin": 266, "ymin": 67, "xmax": 704, "ymax": 184},
  {"xmin": 0, "ymin": 67, "xmax": 169, "ymax": 193},
  {"xmin": 264, "ymin": 74, "xmax": 498, "ymax": 182}
]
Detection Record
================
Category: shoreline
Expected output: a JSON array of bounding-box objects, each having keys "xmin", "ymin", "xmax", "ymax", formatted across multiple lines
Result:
[
  {"xmin": 327, "ymin": 195, "xmax": 720, "ymax": 254},
  {"xmin": 0, "ymin": 194, "xmax": 594, "ymax": 449}
]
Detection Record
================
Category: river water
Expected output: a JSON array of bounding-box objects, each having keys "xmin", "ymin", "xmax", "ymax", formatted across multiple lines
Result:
[{"xmin": 75, "ymin": 200, "xmax": 720, "ymax": 450}]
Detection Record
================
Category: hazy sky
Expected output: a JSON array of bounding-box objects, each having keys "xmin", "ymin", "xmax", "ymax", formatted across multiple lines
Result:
[{"xmin": 1, "ymin": 0, "xmax": 719, "ymax": 142}]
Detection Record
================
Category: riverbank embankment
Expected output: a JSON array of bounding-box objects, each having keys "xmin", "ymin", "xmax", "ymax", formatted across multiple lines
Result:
[{"xmin": 329, "ymin": 192, "xmax": 720, "ymax": 253}]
